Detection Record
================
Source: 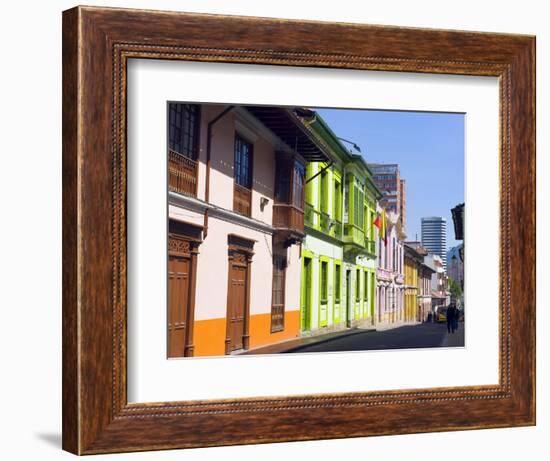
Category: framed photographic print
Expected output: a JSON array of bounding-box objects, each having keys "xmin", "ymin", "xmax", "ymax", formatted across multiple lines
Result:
[{"xmin": 62, "ymin": 5, "xmax": 535, "ymax": 455}]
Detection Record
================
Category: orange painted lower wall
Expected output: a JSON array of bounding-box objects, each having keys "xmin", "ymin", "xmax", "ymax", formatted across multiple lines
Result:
[
  {"xmin": 249, "ymin": 310, "xmax": 300, "ymax": 349},
  {"xmin": 193, "ymin": 317, "xmax": 227, "ymax": 357},
  {"xmin": 193, "ymin": 310, "xmax": 300, "ymax": 357}
]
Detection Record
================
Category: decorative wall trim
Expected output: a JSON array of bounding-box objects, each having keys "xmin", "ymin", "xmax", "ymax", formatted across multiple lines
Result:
[{"xmin": 169, "ymin": 191, "xmax": 275, "ymax": 235}]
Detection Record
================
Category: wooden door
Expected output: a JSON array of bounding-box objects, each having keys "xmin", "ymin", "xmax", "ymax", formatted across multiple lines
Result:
[
  {"xmin": 168, "ymin": 254, "xmax": 191, "ymax": 358},
  {"xmin": 227, "ymin": 253, "xmax": 248, "ymax": 351}
]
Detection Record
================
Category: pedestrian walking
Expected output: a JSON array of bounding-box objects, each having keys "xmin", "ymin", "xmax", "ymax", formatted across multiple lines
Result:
[
  {"xmin": 453, "ymin": 307, "xmax": 460, "ymax": 332},
  {"xmin": 446, "ymin": 302, "xmax": 457, "ymax": 334}
]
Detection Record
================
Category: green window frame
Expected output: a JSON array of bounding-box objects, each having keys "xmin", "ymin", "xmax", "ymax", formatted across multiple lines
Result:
[
  {"xmin": 305, "ymin": 163, "xmax": 315, "ymax": 205},
  {"xmin": 334, "ymin": 179, "xmax": 342, "ymax": 221},
  {"xmin": 320, "ymin": 168, "xmax": 329, "ymax": 214},
  {"xmin": 334, "ymin": 263, "xmax": 341, "ymax": 303},
  {"xmin": 358, "ymin": 188, "xmax": 364, "ymax": 228},
  {"xmin": 321, "ymin": 260, "xmax": 328, "ymax": 303},
  {"xmin": 353, "ymin": 185, "xmax": 359, "ymax": 225},
  {"xmin": 370, "ymin": 209, "xmax": 375, "ymax": 241},
  {"xmin": 355, "ymin": 268, "xmax": 361, "ymax": 302}
]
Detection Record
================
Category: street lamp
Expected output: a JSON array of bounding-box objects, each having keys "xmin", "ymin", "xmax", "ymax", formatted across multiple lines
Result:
[{"xmin": 337, "ymin": 137, "xmax": 362, "ymax": 153}]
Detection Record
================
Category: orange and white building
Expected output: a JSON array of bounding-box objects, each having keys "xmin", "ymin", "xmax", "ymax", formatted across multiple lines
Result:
[{"xmin": 166, "ymin": 103, "xmax": 336, "ymax": 357}]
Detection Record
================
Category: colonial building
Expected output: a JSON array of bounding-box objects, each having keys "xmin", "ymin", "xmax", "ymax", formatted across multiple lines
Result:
[
  {"xmin": 300, "ymin": 111, "xmax": 380, "ymax": 335},
  {"xmin": 404, "ymin": 242, "xmax": 434, "ymax": 322},
  {"xmin": 167, "ymin": 103, "xmax": 336, "ymax": 357},
  {"xmin": 343, "ymin": 152, "xmax": 380, "ymax": 329},
  {"xmin": 418, "ymin": 261, "xmax": 435, "ymax": 322},
  {"xmin": 375, "ymin": 209, "xmax": 405, "ymax": 326},
  {"xmin": 404, "ymin": 244, "xmax": 423, "ymax": 322},
  {"xmin": 425, "ymin": 253, "xmax": 449, "ymax": 314}
]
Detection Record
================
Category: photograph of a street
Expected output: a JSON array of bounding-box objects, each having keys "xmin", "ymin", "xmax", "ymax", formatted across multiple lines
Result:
[{"xmin": 166, "ymin": 103, "xmax": 465, "ymax": 358}]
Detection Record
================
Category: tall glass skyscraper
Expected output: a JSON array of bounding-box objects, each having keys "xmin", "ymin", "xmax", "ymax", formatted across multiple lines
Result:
[{"xmin": 421, "ymin": 217, "xmax": 447, "ymax": 272}]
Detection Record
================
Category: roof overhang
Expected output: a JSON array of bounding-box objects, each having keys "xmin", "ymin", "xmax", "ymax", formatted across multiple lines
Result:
[{"xmin": 244, "ymin": 106, "xmax": 335, "ymax": 163}]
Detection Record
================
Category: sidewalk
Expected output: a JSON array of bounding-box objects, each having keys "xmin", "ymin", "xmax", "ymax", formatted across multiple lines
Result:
[{"xmin": 239, "ymin": 326, "xmax": 376, "ymax": 355}]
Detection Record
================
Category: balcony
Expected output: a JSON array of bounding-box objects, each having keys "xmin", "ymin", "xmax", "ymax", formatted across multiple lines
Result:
[
  {"xmin": 364, "ymin": 237, "xmax": 376, "ymax": 255},
  {"xmin": 344, "ymin": 223, "xmax": 365, "ymax": 248},
  {"xmin": 304, "ymin": 204, "xmax": 343, "ymax": 241},
  {"xmin": 331, "ymin": 220, "xmax": 343, "ymax": 240},
  {"xmin": 377, "ymin": 267, "xmax": 393, "ymax": 282},
  {"xmin": 168, "ymin": 150, "xmax": 198, "ymax": 197},
  {"xmin": 233, "ymin": 183, "xmax": 252, "ymax": 217},
  {"xmin": 304, "ymin": 202, "xmax": 320, "ymax": 229},
  {"xmin": 273, "ymin": 203, "xmax": 304, "ymax": 235},
  {"xmin": 320, "ymin": 211, "xmax": 331, "ymax": 233}
]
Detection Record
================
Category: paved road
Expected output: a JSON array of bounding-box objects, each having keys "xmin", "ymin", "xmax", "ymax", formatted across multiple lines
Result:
[{"xmin": 283, "ymin": 321, "xmax": 464, "ymax": 354}]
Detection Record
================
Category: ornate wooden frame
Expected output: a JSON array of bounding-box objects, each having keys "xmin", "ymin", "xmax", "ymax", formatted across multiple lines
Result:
[{"xmin": 62, "ymin": 5, "xmax": 535, "ymax": 455}]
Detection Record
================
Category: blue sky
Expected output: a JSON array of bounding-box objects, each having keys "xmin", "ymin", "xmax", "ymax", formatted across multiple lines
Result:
[{"xmin": 316, "ymin": 108, "xmax": 464, "ymax": 249}]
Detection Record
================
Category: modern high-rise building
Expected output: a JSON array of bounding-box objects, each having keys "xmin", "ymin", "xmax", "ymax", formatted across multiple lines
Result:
[
  {"xmin": 421, "ymin": 217, "xmax": 447, "ymax": 272},
  {"xmin": 368, "ymin": 163, "xmax": 406, "ymax": 232}
]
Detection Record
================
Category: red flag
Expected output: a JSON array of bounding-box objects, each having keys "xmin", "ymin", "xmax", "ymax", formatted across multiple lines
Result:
[{"xmin": 373, "ymin": 213, "xmax": 381, "ymax": 229}]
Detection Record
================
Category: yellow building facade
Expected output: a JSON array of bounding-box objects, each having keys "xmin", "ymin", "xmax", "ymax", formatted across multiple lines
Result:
[{"xmin": 404, "ymin": 244, "xmax": 422, "ymax": 322}]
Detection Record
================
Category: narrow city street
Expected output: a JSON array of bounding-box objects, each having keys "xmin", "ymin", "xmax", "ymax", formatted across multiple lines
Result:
[{"xmin": 283, "ymin": 322, "xmax": 464, "ymax": 354}]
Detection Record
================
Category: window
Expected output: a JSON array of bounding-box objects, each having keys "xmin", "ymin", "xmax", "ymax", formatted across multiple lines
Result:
[
  {"xmin": 358, "ymin": 188, "xmax": 364, "ymax": 228},
  {"xmin": 334, "ymin": 264, "xmax": 341, "ymax": 303},
  {"xmin": 353, "ymin": 186, "xmax": 359, "ymax": 225},
  {"xmin": 364, "ymin": 271, "xmax": 369, "ymax": 300},
  {"xmin": 292, "ymin": 162, "xmax": 306, "ymax": 209},
  {"xmin": 168, "ymin": 103, "xmax": 200, "ymax": 159},
  {"xmin": 276, "ymin": 159, "xmax": 305, "ymax": 208},
  {"xmin": 321, "ymin": 261, "xmax": 328, "ymax": 303},
  {"xmin": 334, "ymin": 180, "xmax": 342, "ymax": 221},
  {"xmin": 356, "ymin": 269, "xmax": 361, "ymax": 301},
  {"xmin": 271, "ymin": 243, "xmax": 287, "ymax": 333},
  {"xmin": 234, "ymin": 134, "xmax": 253, "ymax": 188},
  {"xmin": 344, "ymin": 183, "xmax": 350, "ymax": 222},
  {"xmin": 274, "ymin": 157, "xmax": 291, "ymax": 203},
  {"xmin": 393, "ymin": 238, "xmax": 397, "ymax": 272},
  {"xmin": 320, "ymin": 169, "xmax": 328, "ymax": 213}
]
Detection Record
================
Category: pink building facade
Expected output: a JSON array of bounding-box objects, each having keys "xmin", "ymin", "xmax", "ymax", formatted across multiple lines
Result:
[{"xmin": 375, "ymin": 209, "xmax": 405, "ymax": 325}]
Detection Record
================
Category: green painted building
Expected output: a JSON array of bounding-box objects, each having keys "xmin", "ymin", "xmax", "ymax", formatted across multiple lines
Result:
[{"xmin": 298, "ymin": 111, "xmax": 382, "ymax": 335}]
